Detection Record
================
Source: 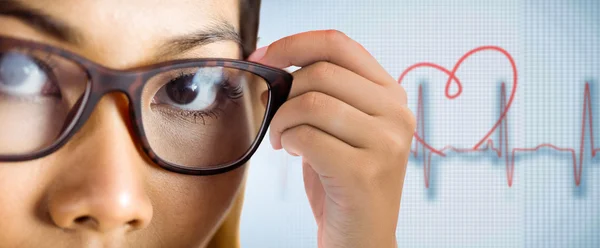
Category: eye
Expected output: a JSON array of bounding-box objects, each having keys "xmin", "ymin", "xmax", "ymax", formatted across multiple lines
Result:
[
  {"xmin": 154, "ymin": 67, "xmax": 225, "ymax": 111},
  {"xmin": 0, "ymin": 52, "xmax": 55, "ymax": 96}
]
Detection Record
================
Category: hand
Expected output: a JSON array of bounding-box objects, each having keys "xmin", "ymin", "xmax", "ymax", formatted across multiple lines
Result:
[{"xmin": 248, "ymin": 30, "xmax": 415, "ymax": 248}]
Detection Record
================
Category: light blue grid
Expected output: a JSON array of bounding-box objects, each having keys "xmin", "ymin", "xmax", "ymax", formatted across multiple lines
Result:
[{"xmin": 241, "ymin": 1, "xmax": 600, "ymax": 247}]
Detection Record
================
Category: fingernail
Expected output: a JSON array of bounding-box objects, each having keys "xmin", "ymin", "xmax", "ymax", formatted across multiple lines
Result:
[{"xmin": 248, "ymin": 46, "xmax": 268, "ymax": 62}]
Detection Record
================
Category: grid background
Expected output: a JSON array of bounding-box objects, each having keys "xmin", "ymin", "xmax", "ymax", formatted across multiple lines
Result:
[{"xmin": 240, "ymin": 1, "xmax": 600, "ymax": 247}]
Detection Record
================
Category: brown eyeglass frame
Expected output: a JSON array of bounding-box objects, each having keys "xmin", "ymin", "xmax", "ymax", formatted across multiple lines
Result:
[{"xmin": 0, "ymin": 35, "xmax": 293, "ymax": 175}]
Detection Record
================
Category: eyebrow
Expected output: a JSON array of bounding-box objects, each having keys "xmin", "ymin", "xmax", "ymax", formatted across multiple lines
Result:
[
  {"xmin": 0, "ymin": 0, "xmax": 244, "ymax": 58},
  {"xmin": 0, "ymin": 0, "xmax": 82, "ymax": 44},
  {"xmin": 156, "ymin": 22, "xmax": 243, "ymax": 59}
]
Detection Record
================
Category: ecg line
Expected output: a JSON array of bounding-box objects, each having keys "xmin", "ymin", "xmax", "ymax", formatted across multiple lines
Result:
[{"xmin": 399, "ymin": 46, "xmax": 597, "ymax": 188}]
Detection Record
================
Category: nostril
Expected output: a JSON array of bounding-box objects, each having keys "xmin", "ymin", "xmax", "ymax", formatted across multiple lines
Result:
[
  {"xmin": 70, "ymin": 215, "xmax": 142, "ymax": 231},
  {"xmin": 127, "ymin": 219, "xmax": 140, "ymax": 227},
  {"xmin": 71, "ymin": 216, "xmax": 101, "ymax": 229},
  {"xmin": 74, "ymin": 216, "xmax": 92, "ymax": 224}
]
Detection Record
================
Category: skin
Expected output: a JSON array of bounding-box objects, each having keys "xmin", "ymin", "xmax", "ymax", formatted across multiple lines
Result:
[
  {"xmin": 0, "ymin": 0, "xmax": 246, "ymax": 247},
  {"xmin": 250, "ymin": 32, "xmax": 415, "ymax": 248},
  {"xmin": 0, "ymin": 0, "xmax": 416, "ymax": 247}
]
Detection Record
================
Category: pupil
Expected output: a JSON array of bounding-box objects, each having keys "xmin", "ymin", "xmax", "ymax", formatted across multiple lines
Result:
[
  {"xmin": 0, "ymin": 52, "xmax": 35, "ymax": 86},
  {"xmin": 166, "ymin": 75, "xmax": 200, "ymax": 105}
]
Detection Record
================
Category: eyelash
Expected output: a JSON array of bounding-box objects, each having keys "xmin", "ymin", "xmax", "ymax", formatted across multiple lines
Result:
[
  {"xmin": 16, "ymin": 48, "xmax": 59, "ymax": 70},
  {"xmin": 157, "ymin": 72, "xmax": 244, "ymax": 125},
  {"xmin": 36, "ymin": 54, "xmax": 64, "ymax": 97},
  {"xmin": 0, "ymin": 49, "xmax": 62, "ymax": 99},
  {"xmin": 156, "ymin": 105, "xmax": 226, "ymax": 125}
]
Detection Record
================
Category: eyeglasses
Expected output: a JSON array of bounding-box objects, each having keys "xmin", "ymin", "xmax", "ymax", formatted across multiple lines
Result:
[{"xmin": 0, "ymin": 35, "xmax": 293, "ymax": 175}]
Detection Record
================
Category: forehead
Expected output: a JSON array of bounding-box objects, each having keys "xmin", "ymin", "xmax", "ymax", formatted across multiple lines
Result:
[
  {"xmin": 21, "ymin": 0, "xmax": 241, "ymax": 36},
  {"xmin": 1, "ymin": 0, "xmax": 243, "ymax": 67}
]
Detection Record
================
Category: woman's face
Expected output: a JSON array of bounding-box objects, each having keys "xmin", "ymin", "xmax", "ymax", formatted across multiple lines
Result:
[{"xmin": 0, "ymin": 0, "xmax": 251, "ymax": 247}]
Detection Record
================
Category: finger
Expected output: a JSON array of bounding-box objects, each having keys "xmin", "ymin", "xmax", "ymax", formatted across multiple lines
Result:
[
  {"xmin": 280, "ymin": 124, "xmax": 358, "ymax": 178},
  {"xmin": 302, "ymin": 161, "xmax": 325, "ymax": 222},
  {"xmin": 269, "ymin": 91, "xmax": 375, "ymax": 150},
  {"xmin": 290, "ymin": 61, "xmax": 406, "ymax": 115},
  {"xmin": 248, "ymin": 30, "xmax": 397, "ymax": 87}
]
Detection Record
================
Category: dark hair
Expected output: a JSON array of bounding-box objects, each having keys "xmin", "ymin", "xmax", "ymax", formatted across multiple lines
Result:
[{"xmin": 240, "ymin": 0, "xmax": 262, "ymax": 59}]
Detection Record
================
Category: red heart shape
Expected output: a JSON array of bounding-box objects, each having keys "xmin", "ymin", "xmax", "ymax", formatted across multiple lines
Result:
[{"xmin": 398, "ymin": 46, "xmax": 518, "ymax": 157}]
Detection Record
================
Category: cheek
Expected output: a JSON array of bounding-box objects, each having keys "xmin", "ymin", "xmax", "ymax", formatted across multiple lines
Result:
[
  {"xmin": 144, "ymin": 165, "xmax": 247, "ymax": 244},
  {"xmin": 0, "ymin": 161, "xmax": 55, "ymax": 244},
  {"xmin": 0, "ymin": 159, "xmax": 247, "ymax": 246},
  {"xmin": 0, "ymin": 101, "xmax": 67, "ymax": 155}
]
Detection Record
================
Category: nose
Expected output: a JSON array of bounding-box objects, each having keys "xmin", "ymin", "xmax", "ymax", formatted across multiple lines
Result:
[{"xmin": 45, "ymin": 93, "xmax": 153, "ymax": 233}]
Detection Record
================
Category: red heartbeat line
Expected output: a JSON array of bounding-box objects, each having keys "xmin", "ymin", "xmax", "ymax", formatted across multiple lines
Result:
[{"xmin": 399, "ymin": 46, "xmax": 597, "ymax": 188}]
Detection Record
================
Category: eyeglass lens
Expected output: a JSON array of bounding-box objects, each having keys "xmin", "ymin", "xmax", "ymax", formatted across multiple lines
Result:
[{"xmin": 0, "ymin": 44, "xmax": 270, "ymax": 169}]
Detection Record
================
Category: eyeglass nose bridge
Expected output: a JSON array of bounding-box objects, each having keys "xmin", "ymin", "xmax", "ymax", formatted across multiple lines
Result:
[
  {"xmin": 88, "ymin": 69, "xmax": 146, "ymax": 97},
  {"xmin": 60, "ymin": 70, "xmax": 146, "ymax": 145},
  {"xmin": 80, "ymin": 68, "xmax": 146, "ymax": 114}
]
